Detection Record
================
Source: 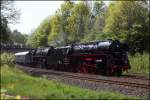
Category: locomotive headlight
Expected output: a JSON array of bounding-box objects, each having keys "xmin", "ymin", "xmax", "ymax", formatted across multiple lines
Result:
[{"xmin": 96, "ymin": 59, "xmax": 103, "ymax": 63}]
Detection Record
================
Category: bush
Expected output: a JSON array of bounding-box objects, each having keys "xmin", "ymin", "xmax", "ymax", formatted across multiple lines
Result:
[
  {"xmin": 128, "ymin": 52, "xmax": 149, "ymax": 74},
  {"xmin": 1, "ymin": 52, "xmax": 15, "ymax": 67}
]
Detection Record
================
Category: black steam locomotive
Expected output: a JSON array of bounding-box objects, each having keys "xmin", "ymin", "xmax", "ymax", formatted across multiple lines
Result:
[{"xmin": 15, "ymin": 39, "xmax": 130, "ymax": 76}]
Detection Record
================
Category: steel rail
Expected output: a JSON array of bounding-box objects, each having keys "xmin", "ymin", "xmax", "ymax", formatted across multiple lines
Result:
[
  {"xmin": 58, "ymin": 74, "xmax": 150, "ymax": 90},
  {"xmin": 17, "ymin": 65, "xmax": 150, "ymax": 90}
]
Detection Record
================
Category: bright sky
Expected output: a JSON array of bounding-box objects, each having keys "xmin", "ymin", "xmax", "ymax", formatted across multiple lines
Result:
[
  {"xmin": 8, "ymin": 1, "xmax": 64, "ymax": 34},
  {"xmin": 8, "ymin": 1, "xmax": 109, "ymax": 35}
]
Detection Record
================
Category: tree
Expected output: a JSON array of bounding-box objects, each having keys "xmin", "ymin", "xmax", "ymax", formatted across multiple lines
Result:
[
  {"xmin": 48, "ymin": 13, "xmax": 61, "ymax": 45},
  {"xmin": 92, "ymin": 0, "xmax": 105, "ymax": 17},
  {"xmin": 1, "ymin": 1, "xmax": 20, "ymax": 43},
  {"xmin": 1, "ymin": 1, "xmax": 20, "ymax": 24},
  {"xmin": 10, "ymin": 30, "xmax": 28, "ymax": 44},
  {"xmin": 66, "ymin": 2, "xmax": 89, "ymax": 43},
  {"xmin": 35, "ymin": 18, "xmax": 51, "ymax": 47},
  {"xmin": 27, "ymin": 17, "xmax": 51, "ymax": 48},
  {"xmin": 104, "ymin": 1, "xmax": 149, "ymax": 34},
  {"xmin": 26, "ymin": 32, "xmax": 38, "ymax": 48},
  {"xmin": 0, "ymin": 19, "xmax": 11, "ymax": 43},
  {"xmin": 82, "ymin": 0, "xmax": 106, "ymax": 42},
  {"xmin": 59, "ymin": 1, "xmax": 74, "ymax": 45},
  {"xmin": 103, "ymin": 1, "xmax": 149, "ymax": 52},
  {"xmin": 27, "ymin": 1, "xmax": 90, "ymax": 47}
]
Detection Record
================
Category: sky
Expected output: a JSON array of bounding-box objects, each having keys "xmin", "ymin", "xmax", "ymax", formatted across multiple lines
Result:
[{"xmin": 8, "ymin": 1, "xmax": 109, "ymax": 35}]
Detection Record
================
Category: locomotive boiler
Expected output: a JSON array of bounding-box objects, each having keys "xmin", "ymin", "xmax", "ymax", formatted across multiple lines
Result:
[{"xmin": 15, "ymin": 39, "xmax": 130, "ymax": 76}]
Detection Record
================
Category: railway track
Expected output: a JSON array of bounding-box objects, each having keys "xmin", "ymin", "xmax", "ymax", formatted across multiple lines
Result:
[
  {"xmin": 121, "ymin": 74, "xmax": 149, "ymax": 81},
  {"xmin": 16, "ymin": 65, "xmax": 150, "ymax": 90},
  {"xmin": 58, "ymin": 74, "xmax": 150, "ymax": 90}
]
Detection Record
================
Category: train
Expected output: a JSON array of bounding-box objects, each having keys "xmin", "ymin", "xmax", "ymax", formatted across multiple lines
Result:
[{"xmin": 15, "ymin": 39, "xmax": 131, "ymax": 76}]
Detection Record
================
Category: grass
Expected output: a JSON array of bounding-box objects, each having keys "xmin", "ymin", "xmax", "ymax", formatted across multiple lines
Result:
[
  {"xmin": 127, "ymin": 52, "xmax": 149, "ymax": 75},
  {"xmin": 1, "ymin": 65, "xmax": 138, "ymax": 99}
]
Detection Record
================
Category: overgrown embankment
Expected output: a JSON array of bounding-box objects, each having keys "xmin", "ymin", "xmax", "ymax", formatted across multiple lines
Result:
[
  {"xmin": 1, "ymin": 65, "xmax": 138, "ymax": 99},
  {"xmin": 128, "ymin": 53, "xmax": 149, "ymax": 75},
  {"xmin": 1, "ymin": 52, "xmax": 137, "ymax": 99}
]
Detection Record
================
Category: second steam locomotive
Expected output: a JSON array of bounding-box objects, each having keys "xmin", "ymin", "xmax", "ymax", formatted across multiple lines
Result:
[{"xmin": 15, "ymin": 39, "xmax": 130, "ymax": 76}]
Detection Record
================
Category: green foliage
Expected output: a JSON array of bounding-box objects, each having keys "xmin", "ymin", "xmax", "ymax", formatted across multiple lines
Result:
[
  {"xmin": 0, "ymin": 19, "xmax": 12, "ymax": 43},
  {"xmin": 66, "ymin": 2, "xmax": 89, "ymax": 43},
  {"xmin": 29, "ymin": 1, "xmax": 90, "ymax": 46},
  {"xmin": 0, "ymin": 52, "xmax": 15, "ymax": 67},
  {"xmin": 92, "ymin": 1, "xmax": 105, "ymax": 17},
  {"xmin": 127, "ymin": 23, "xmax": 150, "ymax": 53},
  {"xmin": 1, "ymin": 1, "xmax": 20, "ymax": 43},
  {"xmin": 128, "ymin": 52, "xmax": 149, "ymax": 74},
  {"xmin": 27, "ymin": 1, "xmax": 149, "ymax": 53},
  {"xmin": 48, "ymin": 14, "xmax": 61, "ymax": 45},
  {"xmin": 81, "ymin": 1, "xmax": 106, "ymax": 43},
  {"xmin": 10, "ymin": 30, "xmax": 28, "ymax": 44},
  {"xmin": 59, "ymin": 1, "xmax": 74, "ymax": 45},
  {"xmin": 26, "ymin": 32, "xmax": 38, "ymax": 48},
  {"xmin": 1, "ymin": 18, "xmax": 27, "ymax": 44},
  {"xmin": 1, "ymin": 65, "xmax": 138, "ymax": 99},
  {"xmin": 27, "ymin": 18, "xmax": 51, "ymax": 48},
  {"xmin": 103, "ymin": 1, "xmax": 149, "ymax": 52}
]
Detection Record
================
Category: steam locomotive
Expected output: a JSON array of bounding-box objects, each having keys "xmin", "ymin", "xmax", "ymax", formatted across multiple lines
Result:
[{"xmin": 15, "ymin": 39, "xmax": 130, "ymax": 76}]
